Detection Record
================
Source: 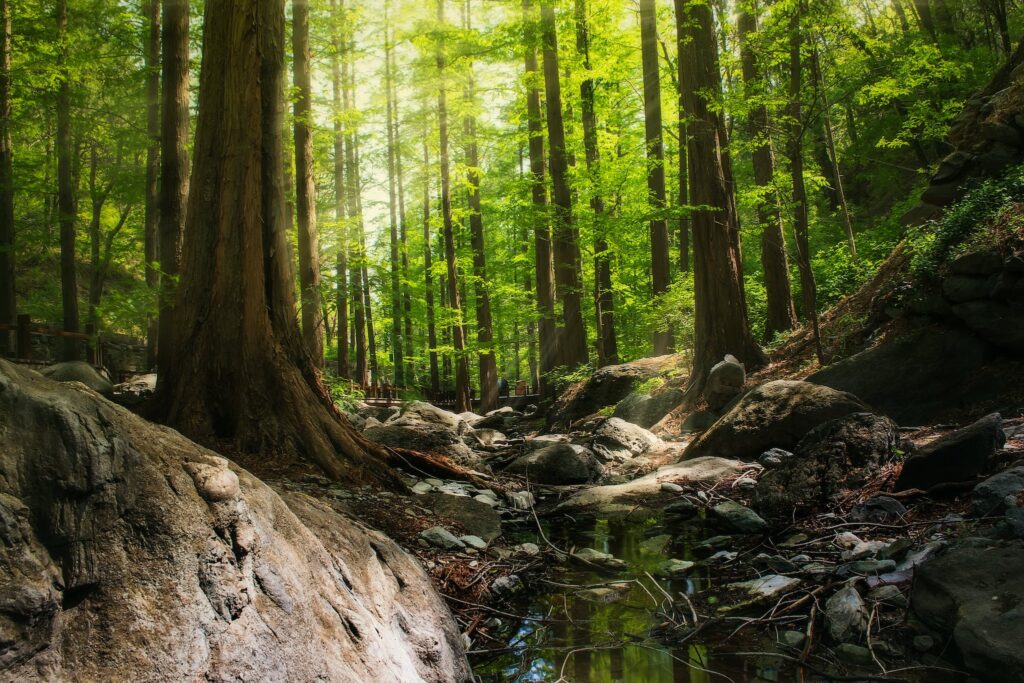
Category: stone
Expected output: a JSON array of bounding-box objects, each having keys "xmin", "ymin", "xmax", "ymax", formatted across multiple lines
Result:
[
  {"xmin": 895, "ymin": 413, "xmax": 1005, "ymax": 491},
  {"xmin": 504, "ymin": 443, "xmax": 602, "ymax": 485},
  {"xmin": 952, "ymin": 300, "xmax": 1024, "ymax": 354},
  {"xmin": 474, "ymin": 407, "xmax": 521, "ymax": 430},
  {"xmin": 729, "ymin": 575, "xmax": 801, "ymax": 599},
  {"xmin": 111, "ymin": 372, "xmax": 157, "ymax": 406},
  {"xmin": 973, "ymin": 466, "xmax": 1024, "ymax": 516},
  {"xmin": 490, "ymin": 575, "xmax": 523, "ymax": 597},
  {"xmin": 664, "ymin": 499, "xmax": 698, "ymax": 518},
  {"xmin": 779, "ymin": 630, "xmax": 806, "ymax": 648},
  {"xmin": 639, "ymin": 534, "xmax": 672, "ymax": 554},
  {"xmin": 835, "ymin": 643, "xmax": 873, "ymax": 665},
  {"xmin": 942, "ymin": 274, "xmax": 996, "ymax": 303},
  {"xmin": 613, "ymin": 384, "xmax": 684, "ymax": 429},
  {"xmin": 912, "ymin": 542, "xmax": 1024, "ymax": 682},
  {"xmin": 577, "ymin": 584, "xmax": 631, "ymax": 603},
  {"xmin": 459, "ymin": 535, "xmax": 488, "ymax": 550},
  {"xmin": 513, "ymin": 542, "xmax": 540, "ymax": 557},
  {"xmin": 473, "ymin": 494, "xmax": 499, "ymax": 508},
  {"xmin": 868, "ymin": 585, "xmax": 908, "ymax": 609},
  {"xmin": 825, "ymin": 586, "xmax": 868, "ymax": 642},
  {"xmin": 850, "ymin": 496, "xmax": 908, "ymax": 524},
  {"xmin": 506, "ymin": 490, "xmax": 535, "ymax": 510},
  {"xmin": 660, "ymin": 482, "xmax": 684, "ymax": 493},
  {"xmin": 683, "ymin": 380, "xmax": 869, "ymax": 462},
  {"xmin": 698, "ymin": 535, "xmax": 735, "ymax": 550},
  {"xmin": 654, "ymin": 559, "xmax": 695, "ymax": 578},
  {"xmin": 420, "ymin": 526, "xmax": 466, "ymax": 550},
  {"xmin": 588, "ymin": 417, "xmax": 662, "ymax": 462},
  {"xmin": 572, "ymin": 547, "xmax": 627, "ymax": 570},
  {"xmin": 759, "ymin": 448, "xmax": 794, "ymax": 468},
  {"xmin": 751, "ymin": 553, "xmax": 796, "ymax": 573},
  {"xmin": 365, "ymin": 423, "xmax": 477, "ymax": 466},
  {"xmin": 0, "ymin": 360, "xmax": 470, "ymax": 682},
  {"xmin": 679, "ymin": 409, "xmax": 720, "ymax": 434},
  {"xmin": 843, "ymin": 559, "xmax": 897, "ymax": 575},
  {"xmin": 913, "ymin": 635, "xmax": 935, "ymax": 652},
  {"xmin": 712, "ymin": 500, "xmax": 767, "ymax": 534},
  {"xmin": 411, "ymin": 481, "xmax": 435, "ymax": 494},
  {"xmin": 470, "ymin": 428, "xmax": 507, "ymax": 447},
  {"xmin": 704, "ymin": 355, "xmax": 746, "ymax": 410},
  {"xmin": 708, "ymin": 550, "xmax": 738, "ymax": 562},
  {"xmin": 895, "ymin": 540, "xmax": 945, "ymax": 571},
  {"xmin": 423, "ymin": 493, "xmax": 502, "ymax": 541},
  {"xmin": 39, "ymin": 360, "xmax": 114, "ymax": 397}
]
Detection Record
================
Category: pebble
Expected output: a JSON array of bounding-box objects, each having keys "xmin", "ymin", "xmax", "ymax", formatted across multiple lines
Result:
[
  {"xmin": 845, "ymin": 559, "xmax": 897, "ymax": 575},
  {"xmin": 490, "ymin": 575, "xmax": 523, "ymax": 596},
  {"xmin": 411, "ymin": 481, "xmax": 434, "ymax": 494},
  {"xmin": 514, "ymin": 542, "xmax": 540, "ymax": 556},
  {"xmin": 734, "ymin": 477, "xmax": 757, "ymax": 489},
  {"xmin": 730, "ymin": 575, "xmax": 801, "ymax": 598},
  {"xmin": 835, "ymin": 643, "xmax": 873, "ymax": 665},
  {"xmin": 654, "ymin": 559, "xmax": 695, "ymax": 578},
  {"xmin": 867, "ymin": 585, "xmax": 908, "ymax": 608},
  {"xmin": 572, "ymin": 547, "xmax": 627, "ymax": 570},
  {"xmin": 459, "ymin": 535, "xmax": 488, "ymax": 550},
  {"xmin": 660, "ymin": 482, "xmax": 684, "ymax": 492},
  {"xmin": 913, "ymin": 635, "xmax": 935, "ymax": 652},
  {"xmin": 419, "ymin": 526, "xmax": 466, "ymax": 550},
  {"xmin": 779, "ymin": 630, "xmax": 806, "ymax": 648}
]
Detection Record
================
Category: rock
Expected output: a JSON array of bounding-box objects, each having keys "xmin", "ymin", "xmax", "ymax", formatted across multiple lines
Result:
[
  {"xmin": 895, "ymin": 540, "xmax": 945, "ymax": 571},
  {"xmin": 474, "ymin": 407, "xmax": 520, "ymax": 430},
  {"xmin": 913, "ymin": 635, "xmax": 935, "ymax": 652},
  {"xmin": 850, "ymin": 496, "xmax": 908, "ymax": 524},
  {"xmin": 751, "ymin": 553, "xmax": 796, "ymax": 573},
  {"xmin": 843, "ymin": 559, "xmax": 897, "ymax": 575},
  {"xmin": 459, "ymin": 535, "xmax": 488, "ymax": 550},
  {"xmin": 458, "ymin": 411, "xmax": 485, "ymax": 426},
  {"xmin": 513, "ymin": 542, "xmax": 540, "ymax": 557},
  {"xmin": 758, "ymin": 448, "xmax": 794, "ymax": 468},
  {"xmin": 825, "ymin": 586, "xmax": 868, "ymax": 642},
  {"xmin": 411, "ymin": 481, "xmax": 435, "ymax": 494},
  {"xmin": 389, "ymin": 400, "xmax": 466, "ymax": 431},
  {"xmin": 664, "ymin": 499, "xmax": 698, "ymax": 518},
  {"xmin": 613, "ymin": 385, "xmax": 684, "ymax": 429},
  {"xmin": 704, "ymin": 355, "xmax": 745, "ymax": 409},
  {"xmin": 754, "ymin": 413, "xmax": 900, "ymax": 516},
  {"xmin": 660, "ymin": 482, "xmax": 684, "ymax": 493},
  {"xmin": 683, "ymin": 380, "xmax": 869, "ymax": 462},
  {"xmin": 835, "ymin": 643, "xmax": 873, "ymax": 666},
  {"xmin": 504, "ymin": 443, "xmax": 602, "ymax": 485},
  {"xmin": 0, "ymin": 360, "xmax": 469, "ymax": 682},
  {"xmin": 572, "ymin": 547, "xmax": 627, "ymax": 570},
  {"xmin": 364, "ymin": 424, "xmax": 477, "ymax": 465},
  {"xmin": 506, "ymin": 490, "xmax": 535, "ymax": 510},
  {"xmin": 639, "ymin": 534, "xmax": 672, "ymax": 553},
  {"xmin": 420, "ymin": 526, "xmax": 466, "ymax": 550},
  {"xmin": 39, "ymin": 360, "xmax": 114, "ymax": 397},
  {"xmin": 779, "ymin": 630, "xmax": 806, "ymax": 648},
  {"xmin": 895, "ymin": 413, "xmax": 1005, "ymax": 491},
  {"xmin": 912, "ymin": 542, "xmax": 1024, "ymax": 682},
  {"xmin": 470, "ymin": 428, "xmax": 507, "ymax": 447},
  {"xmin": 111, "ymin": 372, "xmax": 157, "ymax": 405},
  {"xmin": 868, "ymin": 585, "xmax": 908, "ymax": 609},
  {"xmin": 654, "ymin": 559, "xmax": 695, "ymax": 578},
  {"xmin": 473, "ymin": 494, "xmax": 499, "ymax": 507},
  {"xmin": 424, "ymin": 493, "xmax": 502, "ymax": 542},
  {"xmin": 577, "ymin": 584, "xmax": 631, "ymax": 603},
  {"xmin": 490, "ymin": 575, "xmax": 523, "ymax": 596},
  {"xmin": 711, "ymin": 500, "xmax": 767, "ymax": 534},
  {"xmin": 355, "ymin": 401, "xmax": 400, "ymax": 423},
  {"xmin": 679, "ymin": 409, "xmax": 719, "ymax": 434},
  {"xmin": 951, "ymin": 300, "xmax": 1024, "ymax": 354},
  {"xmin": 587, "ymin": 417, "xmax": 662, "ymax": 462},
  {"xmin": 942, "ymin": 274, "xmax": 996, "ymax": 303},
  {"xmin": 729, "ymin": 575, "xmax": 801, "ymax": 599}
]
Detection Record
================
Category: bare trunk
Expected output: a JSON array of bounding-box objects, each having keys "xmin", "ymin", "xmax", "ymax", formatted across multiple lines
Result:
[
  {"xmin": 672, "ymin": 0, "xmax": 690, "ymax": 275},
  {"xmin": 383, "ymin": 1, "xmax": 404, "ymax": 386},
  {"xmin": 331, "ymin": 0, "xmax": 349, "ymax": 378},
  {"xmin": 423, "ymin": 142, "xmax": 440, "ymax": 394},
  {"xmin": 143, "ymin": 0, "xmax": 160, "ymax": 368},
  {"xmin": 393, "ymin": 67, "xmax": 414, "ymax": 387},
  {"xmin": 344, "ymin": 41, "xmax": 368, "ymax": 386},
  {"xmin": 0, "ymin": 0, "xmax": 14, "ymax": 353},
  {"xmin": 57, "ymin": 0, "xmax": 78, "ymax": 361}
]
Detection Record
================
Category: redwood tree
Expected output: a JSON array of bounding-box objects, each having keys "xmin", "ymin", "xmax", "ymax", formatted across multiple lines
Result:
[
  {"xmin": 0, "ymin": 0, "xmax": 14, "ymax": 353},
  {"xmin": 143, "ymin": 0, "xmax": 160, "ymax": 368}
]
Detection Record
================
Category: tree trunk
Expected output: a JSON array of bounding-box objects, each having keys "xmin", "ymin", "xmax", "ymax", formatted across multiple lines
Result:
[
  {"xmin": 639, "ymin": 0, "xmax": 672, "ymax": 356},
  {"xmin": 392, "ymin": 64, "xmax": 414, "ymax": 387},
  {"xmin": 56, "ymin": 0, "xmax": 79, "ymax": 361},
  {"xmin": 523, "ymin": 0, "xmax": 556, "ymax": 397},
  {"xmin": 576, "ymin": 0, "xmax": 617, "ymax": 368},
  {"xmin": 540, "ymin": 0, "xmax": 587, "ymax": 369},
  {"xmin": 437, "ymin": 0, "xmax": 471, "ymax": 412},
  {"xmin": 423, "ymin": 142, "xmax": 440, "ymax": 394},
  {"xmin": 143, "ymin": 0, "xmax": 160, "ymax": 368},
  {"xmin": 160, "ymin": 0, "xmax": 394, "ymax": 483},
  {"xmin": 679, "ymin": 0, "xmax": 763, "ymax": 389},
  {"xmin": 737, "ymin": 4, "xmax": 797, "ymax": 342},
  {"xmin": 0, "ymin": 0, "xmax": 14, "ymax": 354},
  {"xmin": 383, "ymin": 0, "xmax": 404, "ymax": 386},
  {"xmin": 786, "ymin": 3, "xmax": 824, "ymax": 365},
  {"xmin": 344, "ymin": 42, "xmax": 368, "ymax": 386},
  {"xmin": 671, "ymin": 0, "xmax": 690, "ymax": 275},
  {"xmin": 331, "ymin": 0, "xmax": 349, "ymax": 378},
  {"xmin": 157, "ymin": 0, "xmax": 188, "ymax": 378},
  {"xmin": 292, "ymin": 0, "xmax": 324, "ymax": 367}
]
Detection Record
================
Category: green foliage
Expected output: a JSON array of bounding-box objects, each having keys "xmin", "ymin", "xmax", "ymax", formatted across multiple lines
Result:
[
  {"xmin": 547, "ymin": 362, "xmax": 595, "ymax": 394},
  {"xmin": 324, "ymin": 375, "xmax": 365, "ymax": 414}
]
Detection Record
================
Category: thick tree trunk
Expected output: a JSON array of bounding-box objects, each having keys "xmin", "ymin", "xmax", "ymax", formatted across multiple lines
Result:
[
  {"xmin": 576, "ymin": 0, "xmax": 617, "ymax": 368},
  {"xmin": 56, "ymin": 0, "xmax": 78, "ymax": 361},
  {"xmin": 160, "ymin": 0, "xmax": 394, "ymax": 483},
  {"xmin": 344, "ymin": 44, "xmax": 368, "ymax": 386},
  {"xmin": 639, "ymin": 0, "xmax": 672, "ymax": 356},
  {"xmin": 423, "ymin": 142, "xmax": 440, "ymax": 395},
  {"xmin": 671, "ymin": 0, "xmax": 689, "ymax": 274},
  {"xmin": 392, "ymin": 69, "xmax": 414, "ymax": 387},
  {"xmin": 540, "ymin": 0, "xmax": 587, "ymax": 369},
  {"xmin": 437, "ymin": 0, "xmax": 471, "ymax": 412},
  {"xmin": 0, "ymin": 0, "xmax": 14, "ymax": 354},
  {"xmin": 157, "ymin": 0, "xmax": 188, "ymax": 378},
  {"xmin": 293, "ymin": 0, "xmax": 324, "ymax": 367},
  {"xmin": 143, "ymin": 0, "xmax": 160, "ymax": 368},
  {"xmin": 523, "ymin": 0, "xmax": 556, "ymax": 397},
  {"xmin": 679, "ymin": 0, "xmax": 763, "ymax": 389},
  {"xmin": 738, "ymin": 5, "xmax": 797, "ymax": 342},
  {"xmin": 383, "ymin": 1, "xmax": 404, "ymax": 386},
  {"xmin": 331, "ymin": 0, "xmax": 349, "ymax": 378}
]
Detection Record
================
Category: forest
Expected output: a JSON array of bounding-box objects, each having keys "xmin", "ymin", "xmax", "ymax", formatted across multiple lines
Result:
[{"xmin": 1, "ymin": 0, "xmax": 1024, "ymax": 681}]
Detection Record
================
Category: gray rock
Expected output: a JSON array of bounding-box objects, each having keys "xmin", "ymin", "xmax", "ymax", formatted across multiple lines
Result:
[
  {"xmin": 664, "ymin": 499, "xmax": 698, "ymax": 518},
  {"xmin": 420, "ymin": 526, "xmax": 466, "ymax": 550},
  {"xmin": 679, "ymin": 409, "xmax": 720, "ymax": 434},
  {"xmin": 684, "ymin": 380, "xmax": 869, "ymax": 462},
  {"xmin": 729, "ymin": 575, "xmax": 801, "ymax": 598},
  {"xmin": 850, "ymin": 496, "xmax": 908, "ymax": 524},
  {"xmin": 513, "ymin": 542, "xmax": 540, "ymax": 556},
  {"xmin": 572, "ymin": 547, "xmax": 626, "ymax": 570},
  {"xmin": 424, "ymin": 493, "xmax": 502, "ymax": 542},
  {"xmin": 826, "ymin": 586, "xmax": 868, "ymax": 642},
  {"xmin": 868, "ymin": 585, "xmax": 908, "ymax": 608},
  {"xmin": 712, "ymin": 500, "xmax": 767, "ymax": 534},
  {"xmin": 588, "ymin": 417, "xmax": 662, "ymax": 462},
  {"xmin": 654, "ymin": 559, "xmax": 695, "ymax": 578},
  {"xmin": 473, "ymin": 494, "xmax": 500, "ymax": 507},
  {"xmin": 613, "ymin": 385, "xmax": 684, "ymax": 429},
  {"xmin": 112, "ymin": 372, "xmax": 157, "ymax": 405},
  {"xmin": 913, "ymin": 635, "xmax": 935, "ymax": 652},
  {"xmin": 942, "ymin": 274, "xmax": 996, "ymax": 303},
  {"xmin": 660, "ymin": 482, "xmax": 684, "ymax": 493},
  {"xmin": 704, "ymin": 355, "xmax": 745, "ymax": 410},
  {"xmin": 39, "ymin": 360, "xmax": 114, "ymax": 397},
  {"xmin": 895, "ymin": 413, "xmax": 1005, "ymax": 491},
  {"xmin": 973, "ymin": 466, "xmax": 1024, "ymax": 516},
  {"xmin": 506, "ymin": 490, "xmax": 536, "ymax": 510},
  {"xmin": 759, "ymin": 448, "xmax": 794, "ymax": 467},
  {"xmin": 459, "ymin": 535, "xmax": 488, "ymax": 550},
  {"xmin": 779, "ymin": 630, "xmax": 806, "ymax": 648},
  {"xmin": 364, "ymin": 423, "xmax": 477, "ymax": 465},
  {"xmin": 490, "ymin": 575, "xmax": 523, "ymax": 596},
  {"xmin": 952, "ymin": 300, "xmax": 1024, "ymax": 354},
  {"xmin": 504, "ymin": 443, "xmax": 602, "ymax": 485},
  {"xmin": 844, "ymin": 559, "xmax": 897, "ymax": 575},
  {"xmin": 835, "ymin": 643, "xmax": 873, "ymax": 665}
]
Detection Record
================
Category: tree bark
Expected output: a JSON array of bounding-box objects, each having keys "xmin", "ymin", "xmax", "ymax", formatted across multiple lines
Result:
[
  {"xmin": 392, "ymin": 60, "xmax": 414, "ymax": 387},
  {"xmin": 344, "ymin": 39, "xmax": 368, "ymax": 386},
  {"xmin": 0, "ymin": 0, "xmax": 15, "ymax": 354},
  {"xmin": 383, "ymin": 0, "xmax": 404, "ymax": 386},
  {"xmin": 737, "ymin": 4, "xmax": 797, "ymax": 342},
  {"xmin": 423, "ymin": 141, "xmax": 440, "ymax": 394},
  {"xmin": 639, "ymin": 0, "xmax": 672, "ymax": 356},
  {"xmin": 540, "ymin": 0, "xmax": 587, "ymax": 369},
  {"xmin": 56, "ymin": 0, "xmax": 79, "ymax": 361},
  {"xmin": 292, "ymin": 0, "xmax": 324, "ymax": 367},
  {"xmin": 671, "ymin": 0, "xmax": 690, "ymax": 275},
  {"xmin": 143, "ymin": 0, "xmax": 160, "ymax": 368},
  {"xmin": 331, "ymin": 0, "xmax": 349, "ymax": 378},
  {"xmin": 157, "ymin": 0, "xmax": 188, "ymax": 378},
  {"xmin": 576, "ymin": 0, "xmax": 617, "ymax": 368},
  {"xmin": 523, "ymin": 0, "xmax": 556, "ymax": 397},
  {"xmin": 160, "ymin": 0, "xmax": 395, "ymax": 483},
  {"xmin": 679, "ymin": 0, "xmax": 763, "ymax": 389}
]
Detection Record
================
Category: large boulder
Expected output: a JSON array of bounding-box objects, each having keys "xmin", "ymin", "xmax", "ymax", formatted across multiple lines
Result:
[
  {"xmin": 38, "ymin": 360, "xmax": 114, "ymax": 397},
  {"xmin": 612, "ymin": 385, "xmax": 683, "ymax": 429},
  {"xmin": 0, "ymin": 360, "xmax": 470, "ymax": 682},
  {"xmin": 753, "ymin": 412, "xmax": 900, "ymax": 517},
  {"xmin": 704, "ymin": 355, "xmax": 745, "ymax": 410},
  {"xmin": 895, "ymin": 413, "xmax": 1005, "ymax": 491},
  {"xmin": 364, "ymin": 424, "xmax": 477, "ymax": 466},
  {"xmin": 504, "ymin": 443, "xmax": 602, "ymax": 485},
  {"xmin": 586, "ymin": 417, "xmax": 661, "ymax": 462},
  {"xmin": 387, "ymin": 400, "xmax": 470, "ymax": 434},
  {"xmin": 911, "ymin": 542, "xmax": 1024, "ymax": 683},
  {"xmin": 682, "ymin": 380, "xmax": 868, "ymax": 462}
]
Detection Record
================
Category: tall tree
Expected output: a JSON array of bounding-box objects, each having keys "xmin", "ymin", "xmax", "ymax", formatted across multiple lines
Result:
[
  {"xmin": 679, "ymin": 0, "xmax": 763, "ymax": 388},
  {"xmin": 143, "ymin": 0, "xmax": 160, "ymax": 368},
  {"xmin": 576, "ymin": 0, "xmax": 617, "ymax": 367},
  {"xmin": 383, "ymin": 0, "xmax": 404, "ymax": 386},
  {"xmin": 56, "ymin": 0, "xmax": 78, "ymax": 361},
  {"xmin": 463, "ymin": 0, "xmax": 498, "ymax": 412},
  {"xmin": 422, "ymin": 140, "xmax": 440, "ymax": 394},
  {"xmin": 157, "ymin": 0, "xmax": 189, "ymax": 378},
  {"xmin": 160, "ymin": 0, "xmax": 391, "ymax": 482},
  {"xmin": 672, "ymin": 0, "xmax": 689, "ymax": 274},
  {"xmin": 392, "ymin": 59, "xmax": 414, "ymax": 387},
  {"xmin": 0, "ymin": 0, "xmax": 14, "ymax": 353},
  {"xmin": 331, "ymin": 0, "xmax": 349, "ymax": 378},
  {"xmin": 293, "ymin": 0, "xmax": 324, "ymax": 367},
  {"xmin": 639, "ymin": 0, "xmax": 672, "ymax": 355},
  {"xmin": 540, "ymin": 0, "xmax": 587, "ymax": 368},
  {"xmin": 737, "ymin": 1, "xmax": 797, "ymax": 341},
  {"xmin": 344, "ymin": 33, "xmax": 368, "ymax": 386}
]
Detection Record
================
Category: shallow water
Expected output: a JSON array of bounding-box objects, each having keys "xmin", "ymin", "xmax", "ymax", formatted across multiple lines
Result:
[{"xmin": 471, "ymin": 514, "xmax": 794, "ymax": 683}]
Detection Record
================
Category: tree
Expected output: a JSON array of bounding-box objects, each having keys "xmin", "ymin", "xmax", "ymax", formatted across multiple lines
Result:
[
  {"xmin": 639, "ymin": 0, "xmax": 672, "ymax": 355},
  {"xmin": 293, "ymin": 0, "xmax": 324, "ymax": 367},
  {"xmin": 422, "ymin": 138, "xmax": 441, "ymax": 394},
  {"xmin": 679, "ymin": 0, "xmax": 764, "ymax": 389},
  {"xmin": 737, "ymin": 1, "xmax": 797, "ymax": 341},
  {"xmin": 540, "ymin": 0, "xmax": 587, "ymax": 369},
  {"xmin": 143, "ymin": 0, "xmax": 160, "ymax": 368},
  {"xmin": 159, "ymin": 0, "xmax": 391, "ymax": 482},
  {"xmin": 384, "ymin": 0, "xmax": 405, "ymax": 385},
  {"xmin": 671, "ymin": 0, "xmax": 689, "ymax": 274},
  {"xmin": 56, "ymin": 0, "xmax": 78, "ymax": 361},
  {"xmin": 330, "ymin": 0, "xmax": 349, "ymax": 379},
  {"xmin": 0, "ymin": 0, "xmax": 14, "ymax": 353}
]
